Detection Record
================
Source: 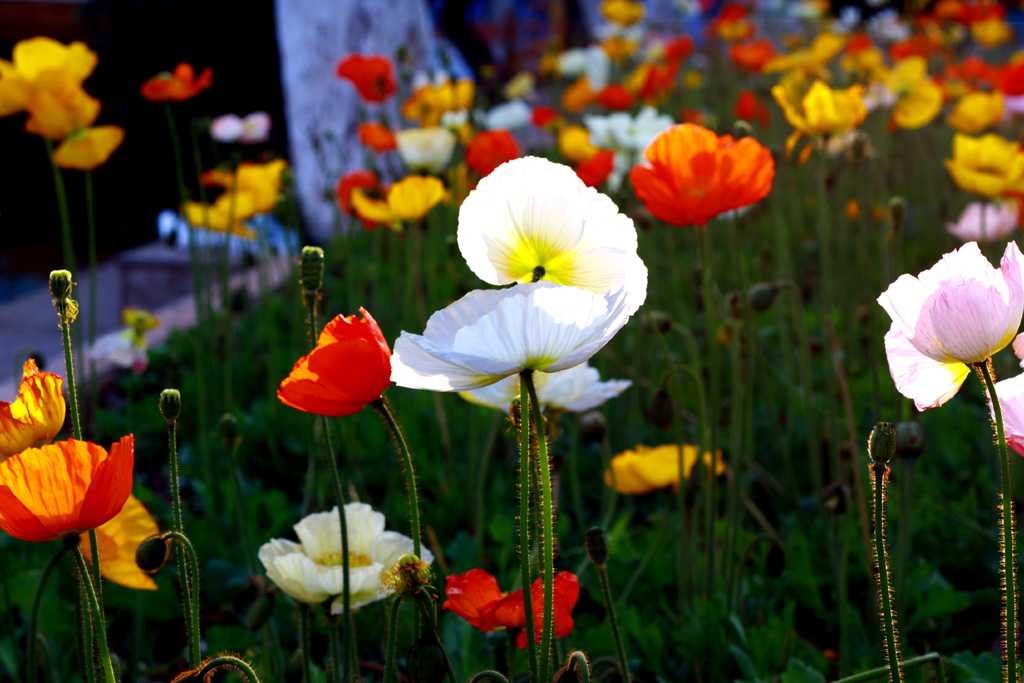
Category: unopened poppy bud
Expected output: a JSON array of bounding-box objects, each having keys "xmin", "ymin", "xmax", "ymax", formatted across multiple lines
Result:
[
  {"xmin": 648, "ymin": 386, "xmax": 674, "ymax": 430},
  {"xmin": 888, "ymin": 197, "xmax": 907, "ymax": 231},
  {"xmin": 408, "ymin": 632, "xmax": 448, "ymax": 683},
  {"xmin": 868, "ymin": 421, "xmax": 897, "ymax": 465},
  {"xmin": 219, "ymin": 413, "xmax": 239, "ymax": 445},
  {"xmin": 300, "ymin": 246, "xmax": 325, "ymax": 293},
  {"xmin": 896, "ymin": 421, "xmax": 926, "ymax": 459},
  {"xmin": 159, "ymin": 389, "xmax": 182, "ymax": 422},
  {"xmin": 725, "ymin": 292, "xmax": 742, "ymax": 319},
  {"xmin": 136, "ymin": 534, "xmax": 171, "ymax": 572},
  {"xmin": 584, "ymin": 527, "xmax": 609, "ymax": 566},
  {"xmin": 748, "ymin": 282, "xmax": 777, "ymax": 312},
  {"xmin": 243, "ymin": 593, "xmax": 276, "ymax": 630},
  {"xmin": 642, "ymin": 310, "xmax": 672, "ymax": 334},
  {"xmin": 49, "ymin": 270, "xmax": 73, "ymax": 301},
  {"xmin": 733, "ymin": 120, "xmax": 752, "ymax": 139},
  {"xmin": 578, "ymin": 410, "xmax": 607, "ymax": 444}
]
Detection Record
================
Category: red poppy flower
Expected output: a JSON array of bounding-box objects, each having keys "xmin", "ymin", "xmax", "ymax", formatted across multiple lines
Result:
[
  {"xmin": 845, "ymin": 33, "xmax": 873, "ymax": 54},
  {"xmin": 575, "ymin": 149, "xmax": 615, "ymax": 188},
  {"xmin": 278, "ymin": 308, "xmax": 392, "ymax": 416},
  {"xmin": 336, "ymin": 54, "xmax": 397, "ymax": 103},
  {"xmin": 733, "ymin": 90, "xmax": 769, "ymax": 128},
  {"xmin": 596, "ymin": 84, "xmax": 634, "ymax": 111},
  {"xmin": 140, "ymin": 63, "xmax": 213, "ymax": 102},
  {"xmin": 664, "ymin": 35, "xmax": 694, "ymax": 62},
  {"xmin": 358, "ymin": 122, "xmax": 397, "ymax": 152},
  {"xmin": 729, "ymin": 39, "xmax": 777, "ymax": 73},
  {"xmin": 999, "ymin": 59, "xmax": 1024, "ymax": 96},
  {"xmin": 630, "ymin": 123, "xmax": 775, "ymax": 227},
  {"xmin": 638, "ymin": 61, "xmax": 680, "ymax": 102},
  {"xmin": 532, "ymin": 105, "xmax": 561, "ymax": 129},
  {"xmin": 889, "ymin": 35, "xmax": 934, "ymax": 62},
  {"xmin": 443, "ymin": 569, "xmax": 580, "ymax": 649},
  {"xmin": 465, "ymin": 130, "xmax": 521, "ymax": 177}
]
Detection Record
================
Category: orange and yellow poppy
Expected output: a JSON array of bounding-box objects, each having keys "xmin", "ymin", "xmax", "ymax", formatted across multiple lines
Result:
[
  {"xmin": 0, "ymin": 359, "xmax": 65, "ymax": 462},
  {"xmin": 81, "ymin": 494, "xmax": 159, "ymax": 590}
]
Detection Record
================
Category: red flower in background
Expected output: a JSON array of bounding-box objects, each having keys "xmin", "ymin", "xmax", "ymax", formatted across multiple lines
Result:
[
  {"xmin": 465, "ymin": 130, "xmax": 521, "ymax": 177},
  {"xmin": 729, "ymin": 39, "xmax": 777, "ymax": 73},
  {"xmin": 664, "ymin": 35, "xmax": 694, "ymax": 62},
  {"xmin": 140, "ymin": 63, "xmax": 212, "ymax": 102},
  {"xmin": 638, "ymin": 60, "xmax": 680, "ymax": 101},
  {"xmin": 596, "ymin": 84, "xmax": 634, "ymax": 111},
  {"xmin": 278, "ymin": 309, "xmax": 392, "ymax": 416},
  {"xmin": 734, "ymin": 90, "xmax": 769, "ymax": 128},
  {"xmin": 575, "ymin": 149, "xmax": 615, "ymax": 188},
  {"xmin": 337, "ymin": 169, "xmax": 379, "ymax": 213},
  {"xmin": 357, "ymin": 122, "xmax": 397, "ymax": 152},
  {"xmin": 336, "ymin": 54, "xmax": 397, "ymax": 103},
  {"xmin": 532, "ymin": 105, "xmax": 561, "ymax": 129},
  {"xmin": 999, "ymin": 58, "xmax": 1024, "ymax": 96},
  {"xmin": 444, "ymin": 569, "xmax": 580, "ymax": 649},
  {"xmin": 889, "ymin": 35, "xmax": 935, "ymax": 62}
]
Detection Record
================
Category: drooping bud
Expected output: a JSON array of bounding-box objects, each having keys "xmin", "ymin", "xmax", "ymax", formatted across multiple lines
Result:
[
  {"xmin": 300, "ymin": 246, "xmax": 325, "ymax": 293},
  {"xmin": 641, "ymin": 309, "xmax": 672, "ymax": 334},
  {"xmin": 49, "ymin": 270, "xmax": 73, "ymax": 302},
  {"xmin": 896, "ymin": 421, "xmax": 926, "ymax": 459},
  {"xmin": 868, "ymin": 422, "xmax": 898, "ymax": 465},
  {"xmin": 584, "ymin": 527, "xmax": 609, "ymax": 566},
  {"xmin": 578, "ymin": 410, "xmax": 608, "ymax": 444},
  {"xmin": 747, "ymin": 282, "xmax": 777, "ymax": 312},
  {"xmin": 159, "ymin": 389, "xmax": 182, "ymax": 422},
  {"xmin": 136, "ymin": 534, "xmax": 171, "ymax": 573}
]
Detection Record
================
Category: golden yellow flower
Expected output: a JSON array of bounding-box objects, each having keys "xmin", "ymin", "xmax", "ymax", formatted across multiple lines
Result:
[
  {"xmin": 885, "ymin": 57, "xmax": 944, "ymax": 130},
  {"xmin": 764, "ymin": 33, "xmax": 846, "ymax": 79},
  {"xmin": 23, "ymin": 81, "xmax": 99, "ymax": 140},
  {"xmin": 947, "ymin": 90, "xmax": 1004, "ymax": 134},
  {"xmin": 0, "ymin": 360, "xmax": 65, "ymax": 463},
  {"xmin": 558, "ymin": 125, "xmax": 599, "ymax": 162},
  {"xmin": 972, "ymin": 19, "xmax": 1013, "ymax": 49},
  {"xmin": 0, "ymin": 37, "xmax": 97, "ymax": 118},
  {"xmin": 945, "ymin": 133, "xmax": 1024, "ymax": 199},
  {"xmin": 605, "ymin": 444, "xmax": 725, "ymax": 495},
  {"xmin": 203, "ymin": 159, "xmax": 288, "ymax": 214},
  {"xmin": 402, "ymin": 78, "xmax": 475, "ymax": 127},
  {"xmin": 503, "ymin": 71, "xmax": 535, "ymax": 100},
  {"xmin": 351, "ymin": 175, "xmax": 448, "ymax": 228},
  {"xmin": 839, "ymin": 47, "xmax": 886, "ymax": 82},
  {"xmin": 772, "ymin": 79, "xmax": 866, "ymax": 157},
  {"xmin": 599, "ymin": 0, "xmax": 645, "ymax": 26},
  {"xmin": 684, "ymin": 69, "xmax": 703, "ymax": 90},
  {"xmin": 602, "ymin": 36, "xmax": 637, "ymax": 63},
  {"xmin": 81, "ymin": 495, "xmax": 159, "ymax": 591},
  {"xmin": 52, "ymin": 125, "xmax": 125, "ymax": 170},
  {"xmin": 562, "ymin": 76, "xmax": 595, "ymax": 113}
]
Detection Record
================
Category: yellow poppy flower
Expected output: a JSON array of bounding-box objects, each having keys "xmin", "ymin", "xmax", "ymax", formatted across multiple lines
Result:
[
  {"xmin": 764, "ymin": 33, "xmax": 846, "ymax": 79},
  {"xmin": 772, "ymin": 79, "xmax": 866, "ymax": 158},
  {"xmin": 605, "ymin": 444, "xmax": 725, "ymax": 495},
  {"xmin": 183, "ymin": 192, "xmax": 258, "ymax": 238},
  {"xmin": 885, "ymin": 57, "xmax": 943, "ymax": 130},
  {"xmin": 602, "ymin": 36, "xmax": 637, "ymax": 63},
  {"xmin": 562, "ymin": 76, "xmax": 595, "ymax": 113},
  {"xmin": 947, "ymin": 90, "xmax": 1004, "ymax": 134},
  {"xmin": 972, "ymin": 19, "xmax": 1013, "ymax": 49},
  {"xmin": 52, "ymin": 125, "xmax": 125, "ymax": 170},
  {"xmin": 599, "ymin": 0, "xmax": 645, "ymax": 26},
  {"xmin": 80, "ymin": 494, "xmax": 159, "ymax": 590},
  {"xmin": 558, "ymin": 125, "xmax": 599, "ymax": 162},
  {"xmin": 0, "ymin": 37, "xmax": 97, "ymax": 118},
  {"xmin": 402, "ymin": 78, "xmax": 475, "ymax": 127},
  {"xmin": 0, "ymin": 359, "xmax": 65, "ymax": 462},
  {"xmin": 351, "ymin": 175, "xmax": 448, "ymax": 228},
  {"xmin": 839, "ymin": 47, "xmax": 887, "ymax": 82},
  {"xmin": 203, "ymin": 159, "xmax": 288, "ymax": 214},
  {"xmin": 945, "ymin": 133, "xmax": 1024, "ymax": 199},
  {"xmin": 23, "ymin": 80, "xmax": 99, "ymax": 140}
]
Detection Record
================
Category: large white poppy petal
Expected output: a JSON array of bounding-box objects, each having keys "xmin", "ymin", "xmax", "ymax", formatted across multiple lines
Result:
[
  {"xmin": 262, "ymin": 551, "xmax": 333, "ymax": 605},
  {"xmin": 883, "ymin": 324, "xmax": 971, "ymax": 410}
]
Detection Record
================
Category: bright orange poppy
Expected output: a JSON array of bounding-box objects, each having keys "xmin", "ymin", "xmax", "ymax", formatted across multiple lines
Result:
[
  {"xmin": 336, "ymin": 54, "xmax": 397, "ymax": 103},
  {"xmin": 465, "ymin": 130, "xmax": 521, "ymax": 177},
  {"xmin": 140, "ymin": 63, "xmax": 212, "ymax": 102},
  {"xmin": 0, "ymin": 436, "xmax": 134, "ymax": 542},
  {"xmin": 708, "ymin": 2, "xmax": 754, "ymax": 42},
  {"xmin": 575, "ymin": 149, "xmax": 615, "ymax": 188},
  {"xmin": 0, "ymin": 359, "xmax": 65, "ymax": 462},
  {"xmin": 357, "ymin": 122, "xmax": 397, "ymax": 152},
  {"xmin": 278, "ymin": 309, "xmax": 392, "ymax": 416},
  {"xmin": 336, "ymin": 169, "xmax": 380, "ymax": 215},
  {"xmin": 81, "ymin": 494, "xmax": 159, "ymax": 590},
  {"xmin": 630, "ymin": 123, "xmax": 775, "ymax": 227},
  {"xmin": 729, "ymin": 39, "xmax": 778, "ymax": 73}
]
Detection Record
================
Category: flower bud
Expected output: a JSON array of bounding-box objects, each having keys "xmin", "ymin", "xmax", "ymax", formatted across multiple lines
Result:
[
  {"xmin": 888, "ymin": 197, "xmax": 907, "ymax": 231},
  {"xmin": 733, "ymin": 120, "xmax": 752, "ymax": 140},
  {"xmin": 648, "ymin": 386, "xmax": 673, "ymax": 430},
  {"xmin": 159, "ymin": 389, "xmax": 182, "ymax": 422},
  {"xmin": 896, "ymin": 421, "xmax": 926, "ymax": 459},
  {"xmin": 136, "ymin": 534, "xmax": 171, "ymax": 573},
  {"xmin": 578, "ymin": 410, "xmax": 607, "ymax": 444},
  {"xmin": 243, "ymin": 593, "xmax": 276, "ymax": 630},
  {"xmin": 49, "ymin": 270, "xmax": 73, "ymax": 301},
  {"xmin": 868, "ymin": 422, "xmax": 897, "ymax": 465},
  {"xmin": 584, "ymin": 527, "xmax": 609, "ymax": 566},
  {"xmin": 300, "ymin": 246, "xmax": 325, "ymax": 293},
  {"xmin": 747, "ymin": 282, "xmax": 777, "ymax": 312}
]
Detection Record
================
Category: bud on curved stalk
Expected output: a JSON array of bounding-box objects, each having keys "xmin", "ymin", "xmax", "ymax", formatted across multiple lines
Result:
[
  {"xmin": 136, "ymin": 535, "xmax": 171, "ymax": 573},
  {"xmin": 868, "ymin": 422, "xmax": 903, "ymax": 683},
  {"xmin": 587, "ymin": 527, "xmax": 630, "ymax": 681}
]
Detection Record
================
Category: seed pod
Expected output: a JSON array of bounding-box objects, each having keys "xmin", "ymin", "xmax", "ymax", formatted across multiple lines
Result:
[
  {"xmin": 300, "ymin": 246, "xmax": 325, "ymax": 293},
  {"xmin": 747, "ymin": 282, "xmax": 777, "ymax": 312},
  {"xmin": 896, "ymin": 421, "xmax": 926, "ymax": 459},
  {"xmin": 868, "ymin": 422, "xmax": 898, "ymax": 465},
  {"xmin": 585, "ymin": 527, "xmax": 609, "ymax": 566},
  {"xmin": 578, "ymin": 410, "xmax": 608, "ymax": 444}
]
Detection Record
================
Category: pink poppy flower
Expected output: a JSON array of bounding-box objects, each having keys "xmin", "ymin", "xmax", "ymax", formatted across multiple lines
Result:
[
  {"xmin": 878, "ymin": 241, "xmax": 1024, "ymax": 410},
  {"xmin": 994, "ymin": 335, "xmax": 1024, "ymax": 456},
  {"xmin": 946, "ymin": 201, "xmax": 1019, "ymax": 243}
]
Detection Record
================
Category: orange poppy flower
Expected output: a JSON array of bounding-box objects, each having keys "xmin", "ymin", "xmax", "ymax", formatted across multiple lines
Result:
[
  {"xmin": 0, "ymin": 359, "xmax": 65, "ymax": 462},
  {"xmin": 443, "ymin": 569, "xmax": 580, "ymax": 649},
  {"xmin": 336, "ymin": 169, "xmax": 379, "ymax": 215},
  {"xmin": 140, "ymin": 63, "xmax": 212, "ymax": 102},
  {"xmin": 357, "ymin": 122, "xmax": 397, "ymax": 152},
  {"xmin": 81, "ymin": 494, "xmax": 159, "ymax": 590},
  {"xmin": 708, "ymin": 3, "xmax": 755, "ymax": 42},
  {"xmin": 465, "ymin": 130, "xmax": 521, "ymax": 177},
  {"xmin": 0, "ymin": 436, "xmax": 134, "ymax": 542},
  {"xmin": 596, "ymin": 84, "xmax": 634, "ymax": 111},
  {"xmin": 52, "ymin": 125, "xmax": 125, "ymax": 170},
  {"xmin": 562, "ymin": 77, "xmax": 595, "ymax": 113},
  {"xmin": 635, "ymin": 60, "xmax": 680, "ymax": 102},
  {"xmin": 729, "ymin": 39, "xmax": 777, "ymax": 73},
  {"xmin": 278, "ymin": 308, "xmax": 392, "ymax": 416},
  {"xmin": 336, "ymin": 54, "xmax": 397, "ymax": 103},
  {"xmin": 575, "ymin": 149, "xmax": 615, "ymax": 188},
  {"xmin": 630, "ymin": 123, "xmax": 775, "ymax": 227},
  {"xmin": 888, "ymin": 35, "xmax": 934, "ymax": 63},
  {"xmin": 734, "ymin": 90, "xmax": 769, "ymax": 128}
]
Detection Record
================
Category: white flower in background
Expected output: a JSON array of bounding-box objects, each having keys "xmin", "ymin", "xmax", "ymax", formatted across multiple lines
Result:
[
  {"xmin": 460, "ymin": 362, "xmax": 631, "ymax": 412},
  {"xmin": 259, "ymin": 503, "xmax": 433, "ymax": 614},
  {"xmin": 866, "ymin": 9, "xmax": 909, "ymax": 43},
  {"xmin": 788, "ymin": 0, "xmax": 827, "ymax": 19},
  {"xmin": 396, "ymin": 127, "xmax": 457, "ymax": 174},
  {"xmin": 391, "ymin": 281, "xmax": 633, "ymax": 392},
  {"xmin": 584, "ymin": 106, "xmax": 674, "ymax": 190},
  {"xmin": 594, "ymin": 22, "xmax": 644, "ymax": 43},
  {"xmin": 946, "ymin": 201, "xmax": 1019, "ymax": 243},
  {"xmin": 557, "ymin": 48, "xmax": 588, "ymax": 77},
  {"xmin": 210, "ymin": 111, "xmax": 272, "ymax": 144},
  {"xmin": 862, "ymin": 82, "xmax": 897, "ymax": 113},
  {"xmin": 89, "ymin": 307, "xmax": 160, "ymax": 374},
  {"xmin": 440, "ymin": 109, "xmax": 470, "ymax": 132},
  {"xmin": 834, "ymin": 6, "xmax": 862, "ymax": 33},
  {"xmin": 482, "ymin": 99, "xmax": 531, "ymax": 130},
  {"xmin": 557, "ymin": 46, "xmax": 610, "ymax": 90},
  {"xmin": 457, "ymin": 157, "xmax": 647, "ymax": 314}
]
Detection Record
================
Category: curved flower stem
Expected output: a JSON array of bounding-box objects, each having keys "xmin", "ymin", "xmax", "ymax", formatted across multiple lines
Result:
[
  {"xmin": 980, "ymin": 361, "xmax": 1018, "ymax": 683},
  {"xmin": 832, "ymin": 653, "xmax": 945, "ymax": 683},
  {"xmin": 162, "ymin": 531, "xmax": 202, "ymax": 666},
  {"xmin": 566, "ymin": 650, "xmax": 593, "ymax": 683},
  {"xmin": 165, "ymin": 412, "xmax": 197, "ymax": 665},
  {"xmin": 195, "ymin": 655, "xmax": 262, "ymax": 682},
  {"xmin": 383, "ymin": 598, "xmax": 402, "ymax": 683},
  {"xmin": 69, "ymin": 543, "xmax": 116, "ymax": 683},
  {"xmin": 373, "ymin": 397, "xmax": 422, "ymax": 558},
  {"xmin": 869, "ymin": 460, "xmax": 902, "ymax": 683},
  {"xmin": 517, "ymin": 376, "xmax": 540, "ymax": 683},
  {"xmin": 27, "ymin": 544, "xmax": 71, "ymax": 683},
  {"xmin": 468, "ymin": 671, "xmax": 511, "ymax": 683},
  {"xmin": 523, "ymin": 371, "xmax": 555, "ymax": 682}
]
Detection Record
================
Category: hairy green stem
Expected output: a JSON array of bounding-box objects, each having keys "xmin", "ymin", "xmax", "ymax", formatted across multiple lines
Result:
[
  {"xmin": 595, "ymin": 563, "xmax": 630, "ymax": 681},
  {"xmin": 373, "ymin": 397, "xmax": 422, "ymax": 557},
  {"xmin": 468, "ymin": 671, "xmax": 511, "ymax": 683},
  {"xmin": 70, "ymin": 544, "xmax": 116, "ymax": 683},
  {"xmin": 518, "ymin": 376, "xmax": 540, "ymax": 683},
  {"xmin": 323, "ymin": 420, "xmax": 357, "ymax": 682},
  {"xmin": 870, "ymin": 462, "xmax": 902, "ymax": 683},
  {"xmin": 383, "ymin": 598, "xmax": 403, "ymax": 683},
  {"xmin": 162, "ymin": 531, "xmax": 201, "ymax": 666},
  {"xmin": 27, "ymin": 544, "xmax": 71, "ymax": 683},
  {"xmin": 195, "ymin": 655, "xmax": 262, "ymax": 682},
  {"xmin": 299, "ymin": 604, "xmax": 314, "ymax": 683},
  {"xmin": 833, "ymin": 653, "xmax": 944, "ymax": 683}
]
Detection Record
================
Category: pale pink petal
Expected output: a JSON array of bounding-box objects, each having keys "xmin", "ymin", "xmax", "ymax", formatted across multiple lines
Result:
[
  {"xmin": 884, "ymin": 324, "xmax": 971, "ymax": 410},
  {"xmin": 877, "ymin": 273, "xmax": 947, "ymax": 361},
  {"xmin": 1013, "ymin": 333, "xmax": 1024, "ymax": 367},
  {"xmin": 993, "ymin": 373, "xmax": 1024, "ymax": 456},
  {"xmin": 240, "ymin": 111, "xmax": 272, "ymax": 144},
  {"xmin": 946, "ymin": 202, "xmax": 1019, "ymax": 243},
  {"xmin": 210, "ymin": 114, "xmax": 243, "ymax": 143}
]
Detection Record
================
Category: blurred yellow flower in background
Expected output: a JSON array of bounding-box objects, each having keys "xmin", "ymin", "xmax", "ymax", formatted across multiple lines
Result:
[
  {"xmin": 764, "ymin": 33, "xmax": 845, "ymax": 79},
  {"xmin": 945, "ymin": 133, "xmax": 1024, "ymax": 199},
  {"xmin": 599, "ymin": 0, "xmax": 645, "ymax": 26},
  {"xmin": 972, "ymin": 19, "xmax": 1013, "ymax": 49},
  {"xmin": 772, "ymin": 80, "xmax": 866, "ymax": 158},
  {"xmin": 558, "ymin": 125, "xmax": 599, "ymax": 162},
  {"xmin": 402, "ymin": 78, "xmax": 474, "ymax": 127},
  {"xmin": 562, "ymin": 76, "xmax": 595, "ymax": 112},
  {"xmin": 52, "ymin": 126, "xmax": 125, "ymax": 170},
  {"xmin": 0, "ymin": 37, "xmax": 96, "ymax": 119},
  {"xmin": 606, "ymin": 444, "xmax": 725, "ymax": 494},
  {"xmin": 947, "ymin": 90, "xmax": 1004, "ymax": 134},
  {"xmin": 351, "ymin": 175, "xmax": 447, "ymax": 228},
  {"xmin": 885, "ymin": 57, "xmax": 943, "ymax": 129}
]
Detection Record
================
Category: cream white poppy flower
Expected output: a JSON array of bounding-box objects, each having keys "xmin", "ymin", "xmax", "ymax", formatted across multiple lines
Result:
[
  {"xmin": 457, "ymin": 156, "xmax": 647, "ymax": 315},
  {"xmin": 258, "ymin": 503, "xmax": 433, "ymax": 613},
  {"xmin": 391, "ymin": 281, "xmax": 633, "ymax": 392},
  {"xmin": 459, "ymin": 362, "xmax": 631, "ymax": 412},
  {"xmin": 396, "ymin": 127, "xmax": 457, "ymax": 174}
]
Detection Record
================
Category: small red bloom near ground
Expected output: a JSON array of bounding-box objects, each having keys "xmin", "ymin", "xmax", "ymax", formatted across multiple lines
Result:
[{"xmin": 140, "ymin": 63, "xmax": 212, "ymax": 102}]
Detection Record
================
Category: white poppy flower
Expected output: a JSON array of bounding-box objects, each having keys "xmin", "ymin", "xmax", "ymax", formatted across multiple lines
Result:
[
  {"xmin": 482, "ymin": 99, "xmax": 531, "ymax": 130},
  {"xmin": 460, "ymin": 362, "xmax": 631, "ymax": 412},
  {"xmin": 391, "ymin": 281, "xmax": 633, "ymax": 392},
  {"xmin": 396, "ymin": 127, "xmax": 457, "ymax": 174},
  {"xmin": 457, "ymin": 157, "xmax": 647, "ymax": 314},
  {"xmin": 258, "ymin": 503, "xmax": 433, "ymax": 614},
  {"xmin": 210, "ymin": 111, "xmax": 272, "ymax": 144}
]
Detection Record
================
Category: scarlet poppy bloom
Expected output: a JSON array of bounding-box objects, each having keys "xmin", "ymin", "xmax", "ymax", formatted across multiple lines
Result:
[
  {"xmin": 630, "ymin": 123, "xmax": 774, "ymax": 227},
  {"xmin": 637, "ymin": 60, "xmax": 680, "ymax": 102},
  {"xmin": 465, "ymin": 130, "xmax": 521, "ymax": 177},
  {"xmin": 0, "ymin": 436, "xmax": 134, "ymax": 542},
  {"xmin": 444, "ymin": 569, "xmax": 580, "ymax": 649},
  {"xmin": 357, "ymin": 122, "xmax": 397, "ymax": 152},
  {"xmin": 278, "ymin": 308, "xmax": 392, "ymax": 416},
  {"xmin": 575, "ymin": 149, "xmax": 615, "ymax": 188},
  {"xmin": 664, "ymin": 35, "xmax": 694, "ymax": 63},
  {"xmin": 999, "ymin": 59, "xmax": 1024, "ymax": 97},
  {"xmin": 336, "ymin": 169, "xmax": 381, "ymax": 230},
  {"xmin": 336, "ymin": 54, "xmax": 397, "ymax": 103},
  {"xmin": 888, "ymin": 35, "xmax": 934, "ymax": 63},
  {"xmin": 729, "ymin": 39, "xmax": 777, "ymax": 73},
  {"xmin": 140, "ymin": 63, "xmax": 213, "ymax": 102},
  {"xmin": 0, "ymin": 359, "xmax": 65, "ymax": 462},
  {"xmin": 734, "ymin": 90, "xmax": 769, "ymax": 128},
  {"xmin": 532, "ymin": 105, "xmax": 561, "ymax": 129},
  {"xmin": 596, "ymin": 84, "xmax": 634, "ymax": 111}
]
